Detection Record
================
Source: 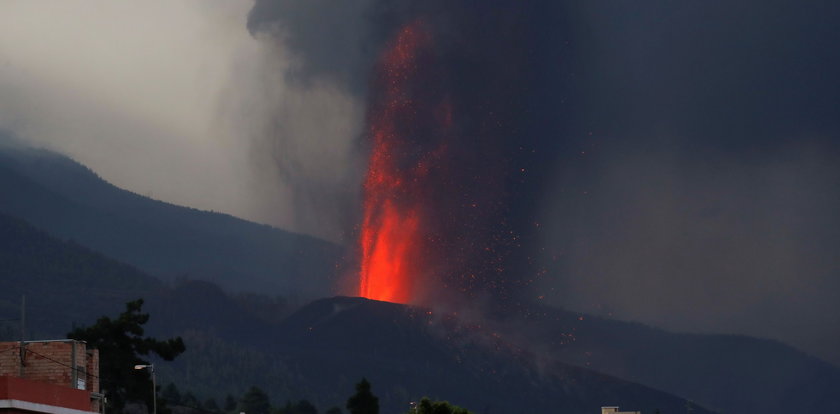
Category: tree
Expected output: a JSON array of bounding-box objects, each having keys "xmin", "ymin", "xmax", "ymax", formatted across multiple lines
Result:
[
  {"xmin": 346, "ymin": 378, "xmax": 378, "ymax": 414},
  {"xmin": 305, "ymin": 400, "xmax": 321, "ymax": 414},
  {"xmin": 277, "ymin": 400, "xmax": 294, "ymax": 414},
  {"xmin": 204, "ymin": 398, "xmax": 221, "ymax": 413},
  {"xmin": 411, "ymin": 398, "xmax": 472, "ymax": 414},
  {"xmin": 293, "ymin": 400, "xmax": 318, "ymax": 414},
  {"xmin": 325, "ymin": 408, "xmax": 342, "ymax": 414},
  {"xmin": 182, "ymin": 391, "xmax": 200, "ymax": 408},
  {"xmin": 224, "ymin": 394, "xmax": 238, "ymax": 413},
  {"xmin": 275, "ymin": 399, "xmax": 318, "ymax": 414},
  {"xmin": 161, "ymin": 383, "xmax": 182, "ymax": 405},
  {"xmin": 239, "ymin": 386, "xmax": 271, "ymax": 414},
  {"xmin": 67, "ymin": 299, "xmax": 185, "ymax": 413}
]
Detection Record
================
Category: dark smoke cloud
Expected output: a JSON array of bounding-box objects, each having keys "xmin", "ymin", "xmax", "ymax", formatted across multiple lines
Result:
[
  {"xmin": 248, "ymin": 0, "xmax": 840, "ymax": 365},
  {"xmin": 247, "ymin": 0, "xmax": 378, "ymax": 95},
  {"xmin": 536, "ymin": 0, "xmax": 840, "ymax": 366},
  {"xmin": 249, "ymin": 0, "xmax": 571, "ymax": 301}
]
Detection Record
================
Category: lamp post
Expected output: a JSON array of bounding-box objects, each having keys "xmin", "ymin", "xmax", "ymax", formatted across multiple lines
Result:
[{"xmin": 134, "ymin": 364, "xmax": 156, "ymax": 414}]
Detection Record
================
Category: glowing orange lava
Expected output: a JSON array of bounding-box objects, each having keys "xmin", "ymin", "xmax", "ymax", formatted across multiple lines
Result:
[{"xmin": 359, "ymin": 22, "xmax": 430, "ymax": 303}]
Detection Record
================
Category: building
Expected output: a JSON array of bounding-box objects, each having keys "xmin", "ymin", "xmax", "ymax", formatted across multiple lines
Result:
[
  {"xmin": 0, "ymin": 340, "xmax": 101, "ymax": 414},
  {"xmin": 602, "ymin": 406, "xmax": 641, "ymax": 414}
]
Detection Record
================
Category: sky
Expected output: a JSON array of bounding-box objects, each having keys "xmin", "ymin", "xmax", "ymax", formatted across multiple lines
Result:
[
  {"xmin": 0, "ymin": 0, "xmax": 363, "ymax": 242},
  {"xmin": 1, "ymin": 0, "xmax": 839, "ymax": 366}
]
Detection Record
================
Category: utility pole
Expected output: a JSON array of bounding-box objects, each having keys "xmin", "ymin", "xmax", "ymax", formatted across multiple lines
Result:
[{"xmin": 135, "ymin": 364, "xmax": 156, "ymax": 414}]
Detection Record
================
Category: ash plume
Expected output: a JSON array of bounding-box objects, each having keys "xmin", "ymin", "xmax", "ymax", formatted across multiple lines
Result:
[
  {"xmin": 249, "ymin": 0, "xmax": 840, "ymax": 367},
  {"xmin": 251, "ymin": 1, "xmax": 572, "ymax": 304}
]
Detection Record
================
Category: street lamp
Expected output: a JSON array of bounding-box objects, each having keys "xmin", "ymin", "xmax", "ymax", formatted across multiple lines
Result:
[{"xmin": 134, "ymin": 364, "xmax": 156, "ymax": 414}]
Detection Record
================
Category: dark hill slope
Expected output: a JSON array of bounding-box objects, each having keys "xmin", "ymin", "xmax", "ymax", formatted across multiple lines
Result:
[
  {"xmin": 263, "ymin": 296, "xmax": 715, "ymax": 414},
  {"xmin": 0, "ymin": 212, "xmax": 162, "ymax": 337},
  {"xmin": 0, "ymin": 212, "xmax": 290, "ymax": 397},
  {"xmin": 0, "ymin": 136, "xmax": 341, "ymax": 297},
  {"xmin": 259, "ymin": 297, "xmax": 840, "ymax": 414},
  {"xmin": 483, "ymin": 304, "xmax": 840, "ymax": 414}
]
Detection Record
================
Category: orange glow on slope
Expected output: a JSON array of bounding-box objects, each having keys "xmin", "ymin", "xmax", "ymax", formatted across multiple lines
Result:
[{"xmin": 359, "ymin": 22, "xmax": 430, "ymax": 303}]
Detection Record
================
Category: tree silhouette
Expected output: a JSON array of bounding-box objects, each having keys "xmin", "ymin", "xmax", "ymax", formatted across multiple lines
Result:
[
  {"xmin": 411, "ymin": 397, "xmax": 472, "ymax": 414},
  {"xmin": 238, "ymin": 386, "xmax": 271, "ymax": 414},
  {"xmin": 346, "ymin": 378, "xmax": 379, "ymax": 414},
  {"xmin": 68, "ymin": 299, "xmax": 185, "ymax": 413},
  {"xmin": 161, "ymin": 383, "xmax": 182, "ymax": 405},
  {"xmin": 294, "ymin": 399, "xmax": 318, "ymax": 414},
  {"xmin": 204, "ymin": 398, "xmax": 221, "ymax": 413},
  {"xmin": 224, "ymin": 395, "xmax": 237, "ymax": 412}
]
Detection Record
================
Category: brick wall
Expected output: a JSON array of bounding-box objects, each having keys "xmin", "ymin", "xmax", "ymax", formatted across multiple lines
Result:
[
  {"xmin": 0, "ymin": 340, "xmax": 99, "ymax": 393},
  {"xmin": 86, "ymin": 347, "xmax": 99, "ymax": 399},
  {"xmin": 0, "ymin": 343, "xmax": 21, "ymax": 378},
  {"xmin": 85, "ymin": 347, "xmax": 100, "ymax": 413},
  {"xmin": 0, "ymin": 340, "xmax": 100, "ymax": 412},
  {"xmin": 22, "ymin": 341, "xmax": 75, "ymax": 387}
]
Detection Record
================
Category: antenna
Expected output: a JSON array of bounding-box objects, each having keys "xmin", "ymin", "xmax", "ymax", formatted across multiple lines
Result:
[
  {"xmin": 19, "ymin": 295, "xmax": 26, "ymax": 376},
  {"xmin": 20, "ymin": 295, "xmax": 25, "ymax": 342}
]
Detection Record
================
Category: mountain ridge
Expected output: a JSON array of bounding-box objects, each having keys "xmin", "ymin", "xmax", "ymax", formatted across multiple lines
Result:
[
  {"xmin": 257, "ymin": 296, "xmax": 718, "ymax": 414},
  {"xmin": 0, "ymin": 134, "xmax": 343, "ymax": 298}
]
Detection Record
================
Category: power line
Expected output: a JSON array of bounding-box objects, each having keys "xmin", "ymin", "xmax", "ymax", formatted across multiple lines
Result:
[
  {"xmin": 0, "ymin": 344, "xmax": 21, "ymax": 354},
  {"xmin": 22, "ymin": 346, "xmax": 100, "ymax": 380},
  {"xmin": 21, "ymin": 345, "xmax": 131, "ymax": 389},
  {"xmin": 2, "ymin": 343, "xmax": 103, "ymax": 381}
]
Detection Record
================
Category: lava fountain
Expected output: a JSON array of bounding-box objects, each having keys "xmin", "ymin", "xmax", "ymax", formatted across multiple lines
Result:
[
  {"xmin": 358, "ymin": 12, "xmax": 531, "ymax": 305},
  {"xmin": 358, "ymin": 21, "xmax": 443, "ymax": 303}
]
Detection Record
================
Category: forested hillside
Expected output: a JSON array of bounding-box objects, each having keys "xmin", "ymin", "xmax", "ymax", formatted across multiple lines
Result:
[
  {"xmin": 0, "ymin": 134, "xmax": 343, "ymax": 297},
  {"xmin": 0, "ymin": 212, "xmax": 295, "ymax": 400},
  {"xmin": 0, "ymin": 212, "xmax": 162, "ymax": 337}
]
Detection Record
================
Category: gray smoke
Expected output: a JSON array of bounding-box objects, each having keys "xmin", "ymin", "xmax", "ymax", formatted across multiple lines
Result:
[
  {"xmin": 538, "ymin": 139, "xmax": 840, "ymax": 365},
  {"xmin": 0, "ymin": 0, "xmax": 365, "ymax": 241},
  {"xmin": 533, "ymin": 0, "xmax": 840, "ymax": 366}
]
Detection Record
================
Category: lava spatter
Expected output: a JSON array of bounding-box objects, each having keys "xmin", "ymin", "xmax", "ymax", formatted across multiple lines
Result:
[{"xmin": 359, "ymin": 22, "xmax": 434, "ymax": 303}]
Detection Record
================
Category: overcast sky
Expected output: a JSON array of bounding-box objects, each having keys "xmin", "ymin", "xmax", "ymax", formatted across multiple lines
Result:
[
  {"xmin": 2, "ymin": 0, "xmax": 839, "ymax": 367},
  {"xmin": 0, "ymin": 0, "xmax": 363, "ymax": 241}
]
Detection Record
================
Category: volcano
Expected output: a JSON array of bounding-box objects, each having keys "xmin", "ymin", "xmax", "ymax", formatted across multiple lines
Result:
[
  {"xmin": 262, "ymin": 296, "xmax": 840, "ymax": 414},
  {"xmin": 270, "ymin": 296, "xmax": 717, "ymax": 414}
]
